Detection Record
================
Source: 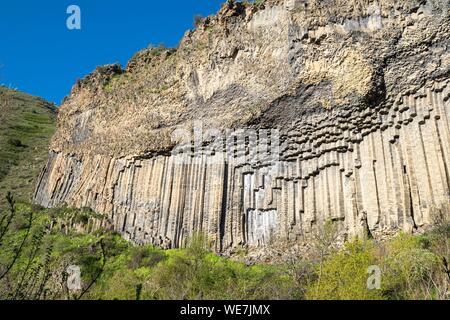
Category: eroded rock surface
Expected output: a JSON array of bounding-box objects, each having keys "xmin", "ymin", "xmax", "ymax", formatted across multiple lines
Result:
[{"xmin": 34, "ymin": 0, "xmax": 450, "ymax": 252}]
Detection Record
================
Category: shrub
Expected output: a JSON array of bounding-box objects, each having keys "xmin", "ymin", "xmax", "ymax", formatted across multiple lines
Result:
[
  {"xmin": 306, "ymin": 239, "xmax": 385, "ymax": 300},
  {"xmin": 101, "ymin": 233, "xmax": 130, "ymax": 258},
  {"xmin": 127, "ymin": 246, "xmax": 166, "ymax": 270},
  {"xmin": 382, "ymin": 233, "xmax": 443, "ymax": 300},
  {"xmin": 7, "ymin": 138, "xmax": 25, "ymax": 148},
  {"xmin": 91, "ymin": 268, "xmax": 142, "ymax": 300},
  {"xmin": 2, "ymin": 195, "xmax": 449, "ymax": 300}
]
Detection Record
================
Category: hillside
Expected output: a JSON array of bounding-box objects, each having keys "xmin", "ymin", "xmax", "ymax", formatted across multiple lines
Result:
[{"xmin": 0, "ymin": 87, "xmax": 56, "ymax": 205}]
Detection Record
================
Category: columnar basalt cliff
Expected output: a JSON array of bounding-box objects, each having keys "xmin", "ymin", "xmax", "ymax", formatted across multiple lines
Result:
[{"xmin": 34, "ymin": 0, "xmax": 450, "ymax": 252}]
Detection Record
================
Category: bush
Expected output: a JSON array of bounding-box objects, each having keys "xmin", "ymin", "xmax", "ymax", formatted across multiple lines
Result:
[
  {"xmin": 7, "ymin": 138, "xmax": 25, "ymax": 148},
  {"xmin": 101, "ymin": 233, "xmax": 130, "ymax": 258},
  {"xmin": 141, "ymin": 237, "xmax": 299, "ymax": 300},
  {"xmin": 306, "ymin": 239, "xmax": 385, "ymax": 300},
  {"xmin": 2, "ymin": 197, "xmax": 449, "ymax": 300},
  {"xmin": 127, "ymin": 246, "xmax": 166, "ymax": 270},
  {"xmin": 382, "ymin": 233, "xmax": 443, "ymax": 300},
  {"xmin": 92, "ymin": 268, "xmax": 142, "ymax": 300}
]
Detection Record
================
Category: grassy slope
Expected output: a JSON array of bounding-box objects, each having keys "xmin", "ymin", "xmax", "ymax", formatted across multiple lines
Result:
[{"xmin": 0, "ymin": 87, "xmax": 56, "ymax": 204}]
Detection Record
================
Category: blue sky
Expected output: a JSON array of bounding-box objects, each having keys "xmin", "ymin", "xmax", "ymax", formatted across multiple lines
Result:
[{"xmin": 0, "ymin": 0, "xmax": 224, "ymax": 104}]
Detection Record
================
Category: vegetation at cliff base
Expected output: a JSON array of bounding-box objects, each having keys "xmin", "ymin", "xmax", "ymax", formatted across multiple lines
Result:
[{"xmin": 1, "ymin": 194, "xmax": 448, "ymax": 300}]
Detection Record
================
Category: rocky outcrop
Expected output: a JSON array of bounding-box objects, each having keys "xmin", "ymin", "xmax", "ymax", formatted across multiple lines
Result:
[{"xmin": 34, "ymin": 0, "xmax": 450, "ymax": 252}]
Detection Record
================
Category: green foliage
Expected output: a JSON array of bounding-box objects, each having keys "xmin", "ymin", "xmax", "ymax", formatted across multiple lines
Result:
[
  {"xmin": 0, "ymin": 87, "xmax": 56, "ymax": 204},
  {"xmin": 238, "ymin": 0, "xmax": 266, "ymax": 6},
  {"xmin": 381, "ymin": 233, "xmax": 443, "ymax": 300},
  {"xmin": 1, "ymin": 193, "xmax": 449, "ymax": 300},
  {"xmin": 304, "ymin": 224, "xmax": 450, "ymax": 300},
  {"xmin": 104, "ymin": 74, "xmax": 130, "ymax": 93},
  {"xmin": 89, "ymin": 234, "xmax": 299, "ymax": 300},
  {"xmin": 306, "ymin": 239, "xmax": 384, "ymax": 300},
  {"xmin": 127, "ymin": 246, "xmax": 166, "ymax": 270},
  {"xmin": 0, "ymin": 197, "xmax": 111, "ymax": 300}
]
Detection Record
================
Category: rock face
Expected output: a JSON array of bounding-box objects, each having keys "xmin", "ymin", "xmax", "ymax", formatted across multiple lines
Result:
[{"xmin": 34, "ymin": 0, "xmax": 450, "ymax": 252}]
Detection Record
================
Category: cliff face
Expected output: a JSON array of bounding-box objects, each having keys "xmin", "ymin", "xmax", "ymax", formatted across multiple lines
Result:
[{"xmin": 34, "ymin": 0, "xmax": 450, "ymax": 252}]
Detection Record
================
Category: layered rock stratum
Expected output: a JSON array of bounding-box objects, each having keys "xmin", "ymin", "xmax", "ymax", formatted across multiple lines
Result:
[{"xmin": 34, "ymin": 0, "xmax": 450, "ymax": 252}]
